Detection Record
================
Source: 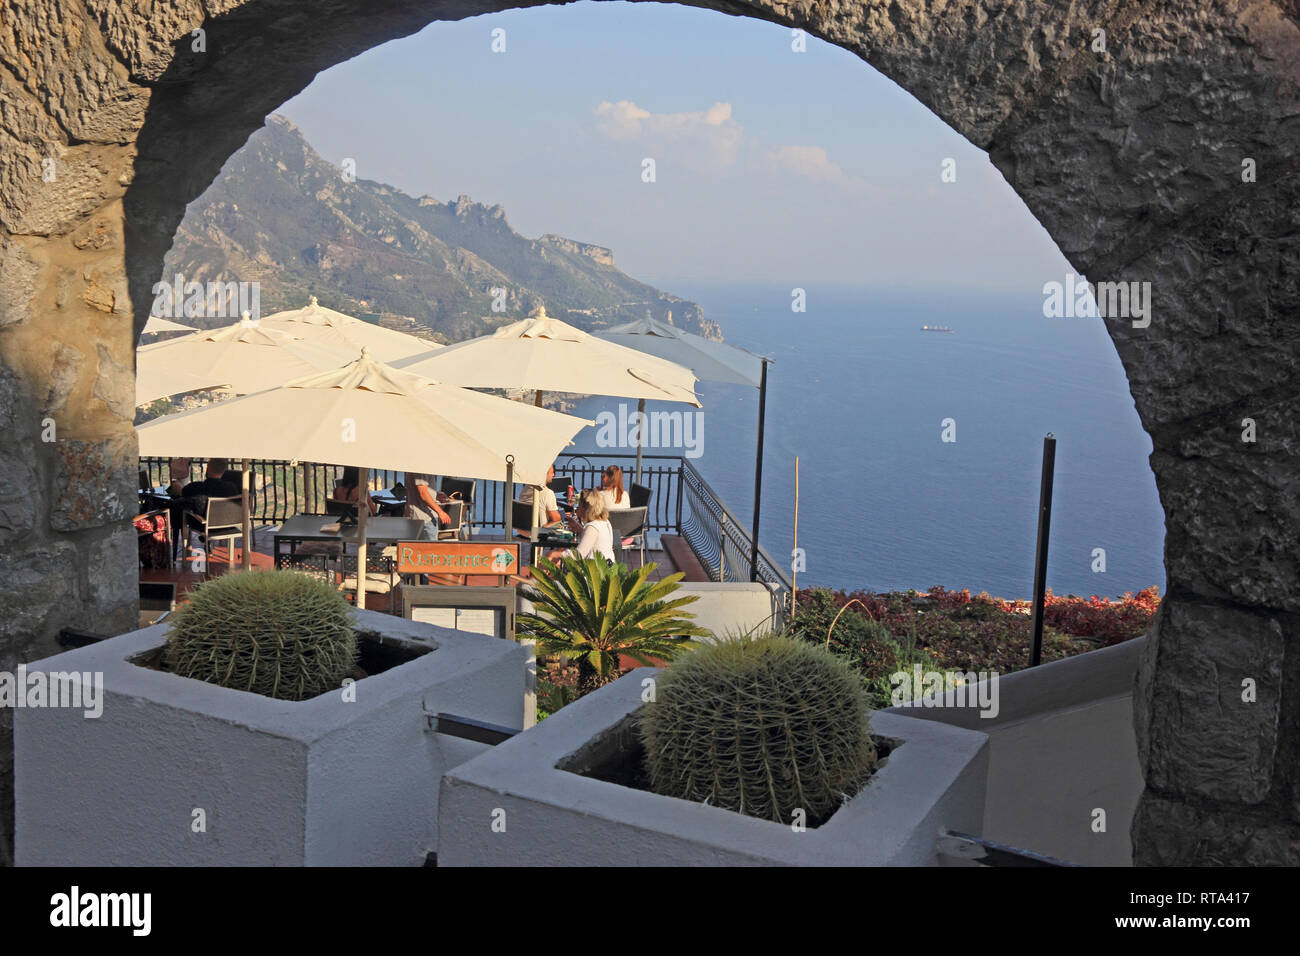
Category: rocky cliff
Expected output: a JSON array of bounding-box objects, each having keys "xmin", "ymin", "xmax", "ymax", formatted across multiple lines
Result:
[{"xmin": 164, "ymin": 115, "xmax": 721, "ymax": 343}]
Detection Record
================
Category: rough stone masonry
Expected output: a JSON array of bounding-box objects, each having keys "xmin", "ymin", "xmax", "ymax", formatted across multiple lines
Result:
[{"xmin": 0, "ymin": 0, "xmax": 1297, "ymax": 865}]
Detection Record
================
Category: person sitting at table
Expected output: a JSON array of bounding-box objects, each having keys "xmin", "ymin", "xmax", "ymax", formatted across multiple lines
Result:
[
  {"xmin": 166, "ymin": 457, "xmax": 192, "ymax": 497},
  {"xmin": 599, "ymin": 465, "xmax": 631, "ymax": 512},
  {"xmin": 175, "ymin": 458, "xmax": 242, "ymax": 557},
  {"xmin": 520, "ymin": 464, "xmax": 563, "ymax": 526},
  {"xmin": 180, "ymin": 458, "xmax": 240, "ymax": 500},
  {"xmin": 333, "ymin": 466, "xmax": 377, "ymax": 516},
  {"xmin": 547, "ymin": 489, "xmax": 614, "ymax": 564},
  {"xmin": 405, "ymin": 471, "xmax": 452, "ymax": 540}
]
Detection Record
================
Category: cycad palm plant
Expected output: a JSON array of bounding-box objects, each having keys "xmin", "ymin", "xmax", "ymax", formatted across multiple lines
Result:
[{"xmin": 519, "ymin": 556, "xmax": 709, "ymax": 696}]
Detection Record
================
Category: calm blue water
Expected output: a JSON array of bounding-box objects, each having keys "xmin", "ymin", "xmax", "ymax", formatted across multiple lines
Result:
[{"xmin": 569, "ymin": 282, "xmax": 1166, "ymax": 599}]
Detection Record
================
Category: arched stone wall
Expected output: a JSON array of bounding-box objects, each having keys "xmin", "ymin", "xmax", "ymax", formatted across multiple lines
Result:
[{"xmin": 1, "ymin": 0, "xmax": 1297, "ymax": 865}]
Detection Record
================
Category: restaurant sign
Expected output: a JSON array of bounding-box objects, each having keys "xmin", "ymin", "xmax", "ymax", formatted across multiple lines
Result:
[{"xmin": 396, "ymin": 541, "xmax": 519, "ymax": 575}]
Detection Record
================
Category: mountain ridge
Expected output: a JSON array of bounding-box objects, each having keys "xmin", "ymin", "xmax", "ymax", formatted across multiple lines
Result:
[{"xmin": 163, "ymin": 114, "xmax": 723, "ymax": 345}]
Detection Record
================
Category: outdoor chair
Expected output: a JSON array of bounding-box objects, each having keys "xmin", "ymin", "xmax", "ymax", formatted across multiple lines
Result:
[
  {"xmin": 184, "ymin": 495, "xmax": 244, "ymax": 573},
  {"xmin": 547, "ymin": 475, "xmax": 572, "ymax": 497},
  {"xmin": 275, "ymin": 552, "xmax": 335, "ymax": 584},
  {"xmin": 629, "ymin": 482, "xmax": 652, "ymax": 510},
  {"xmin": 325, "ymin": 498, "xmax": 359, "ymax": 517},
  {"xmin": 135, "ymin": 508, "xmax": 172, "ymax": 570},
  {"xmin": 609, "ymin": 506, "xmax": 649, "ymax": 567},
  {"xmin": 339, "ymin": 549, "xmax": 398, "ymax": 611},
  {"xmin": 511, "ymin": 499, "xmax": 535, "ymax": 538},
  {"xmin": 437, "ymin": 499, "xmax": 467, "ymax": 541},
  {"xmin": 440, "ymin": 476, "xmax": 476, "ymax": 537}
]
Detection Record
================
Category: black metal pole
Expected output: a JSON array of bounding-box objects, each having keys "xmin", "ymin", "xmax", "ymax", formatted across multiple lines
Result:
[
  {"xmin": 1030, "ymin": 433, "xmax": 1056, "ymax": 667},
  {"xmin": 750, "ymin": 359, "xmax": 769, "ymax": 582}
]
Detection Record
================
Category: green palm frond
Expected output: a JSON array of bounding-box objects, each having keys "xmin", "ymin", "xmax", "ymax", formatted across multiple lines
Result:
[{"xmin": 519, "ymin": 556, "xmax": 710, "ymax": 694}]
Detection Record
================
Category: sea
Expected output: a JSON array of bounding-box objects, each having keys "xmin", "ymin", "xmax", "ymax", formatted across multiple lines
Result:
[{"xmin": 567, "ymin": 282, "xmax": 1167, "ymax": 600}]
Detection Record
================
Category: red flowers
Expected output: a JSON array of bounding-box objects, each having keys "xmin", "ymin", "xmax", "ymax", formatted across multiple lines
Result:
[{"xmin": 793, "ymin": 583, "xmax": 1160, "ymax": 676}]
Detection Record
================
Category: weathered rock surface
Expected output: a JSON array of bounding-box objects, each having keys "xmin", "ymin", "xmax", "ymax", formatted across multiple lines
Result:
[{"xmin": 0, "ymin": 0, "xmax": 1298, "ymax": 866}]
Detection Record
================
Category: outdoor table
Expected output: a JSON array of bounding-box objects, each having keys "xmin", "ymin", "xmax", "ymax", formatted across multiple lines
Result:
[
  {"xmin": 371, "ymin": 489, "xmax": 407, "ymax": 517},
  {"xmin": 474, "ymin": 526, "xmax": 575, "ymax": 566},
  {"xmin": 274, "ymin": 514, "xmax": 426, "ymax": 556}
]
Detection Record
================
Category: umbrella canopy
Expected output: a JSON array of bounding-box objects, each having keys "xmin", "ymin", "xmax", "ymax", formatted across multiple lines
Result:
[
  {"xmin": 601, "ymin": 315, "xmax": 773, "ymax": 584},
  {"xmin": 142, "ymin": 315, "xmax": 197, "ymax": 334},
  {"xmin": 598, "ymin": 314, "xmax": 765, "ymax": 387},
  {"xmin": 258, "ymin": 296, "xmax": 438, "ymax": 364},
  {"xmin": 135, "ymin": 319, "xmax": 357, "ymax": 406},
  {"xmin": 393, "ymin": 307, "xmax": 701, "ymax": 406},
  {"xmin": 137, "ymin": 350, "xmax": 592, "ymax": 487}
]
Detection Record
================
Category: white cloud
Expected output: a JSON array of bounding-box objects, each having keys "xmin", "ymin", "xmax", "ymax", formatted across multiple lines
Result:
[
  {"xmin": 593, "ymin": 100, "xmax": 743, "ymax": 169},
  {"xmin": 762, "ymin": 145, "xmax": 874, "ymax": 193}
]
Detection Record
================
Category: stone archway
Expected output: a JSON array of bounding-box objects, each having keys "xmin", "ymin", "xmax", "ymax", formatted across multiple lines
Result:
[{"xmin": 1, "ymin": 0, "xmax": 1297, "ymax": 866}]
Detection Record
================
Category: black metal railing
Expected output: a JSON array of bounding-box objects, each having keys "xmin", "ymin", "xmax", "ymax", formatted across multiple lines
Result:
[
  {"xmin": 678, "ymin": 459, "xmax": 791, "ymax": 594},
  {"xmin": 139, "ymin": 452, "xmax": 791, "ymax": 600},
  {"xmin": 139, "ymin": 458, "xmax": 405, "ymax": 524}
]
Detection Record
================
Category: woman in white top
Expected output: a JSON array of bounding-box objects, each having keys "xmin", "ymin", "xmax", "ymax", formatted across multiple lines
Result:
[
  {"xmin": 549, "ymin": 489, "xmax": 615, "ymax": 564},
  {"xmin": 599, "ymin": 464, "xmax": 631, "ymax": 511}
]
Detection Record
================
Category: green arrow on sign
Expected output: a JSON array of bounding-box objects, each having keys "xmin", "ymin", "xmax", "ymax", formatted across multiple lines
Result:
[{"xmin": 492, "ymin": 550, "xmax": 515, "ymax": 570}]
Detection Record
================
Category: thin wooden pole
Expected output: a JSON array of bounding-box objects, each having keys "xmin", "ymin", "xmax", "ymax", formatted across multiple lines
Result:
[
  {"xmin": 791, "ymin": 455, "xmax": 799, "ymax": 621},
  {"xmin": 356, "ymin": 466, "xmax": 369, "ymax": 609},
  {"xmin": 241, "ymin": 458, "xmax": 251, "ymax": 571}
]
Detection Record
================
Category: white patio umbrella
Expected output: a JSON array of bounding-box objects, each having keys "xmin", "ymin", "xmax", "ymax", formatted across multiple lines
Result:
[
  {"xmin": 135, "ymin": 317, "xmax": 357, "ymax": 407},
  {"xmin": 259, "ymin": 296, "xmax": 438, "ymax": 364},
  {"xmin": 600, "ymin": 313, "xmax": 773, "ymax": 583},
  {"xmin": 142, "ymin": 315, "xmax": 197, "ymax": 334},
  {"xmin": 393, "ymin": 306, "xmax": 701, "ymax": 407},
  {"xmin": 137, "ymin": 350, "xmax": 593, "ymax": 579},
  {"xmin": 599, "ymin": 314, "xmax": 763, "ymax": 388}
]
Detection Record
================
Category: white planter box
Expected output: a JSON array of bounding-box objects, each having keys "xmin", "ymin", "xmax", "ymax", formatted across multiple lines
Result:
[
  {"xmin": 15, "ymin": 608, "xmax": 525, "ymax": 866},
  {"xmin": 439, "ymin": 669, "xmax": 989, "ymax": 866}
]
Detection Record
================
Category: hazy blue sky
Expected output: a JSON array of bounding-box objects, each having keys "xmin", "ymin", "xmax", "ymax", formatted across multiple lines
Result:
[{"xmin": 279, "ymin": 1, "xmax": 1073, "ymax": 290}]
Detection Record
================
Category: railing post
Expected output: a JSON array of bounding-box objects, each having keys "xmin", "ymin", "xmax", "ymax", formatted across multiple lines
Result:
[
  {"xmin": 718, "ymin": 511, "xmax": 726, "ymax": 581},
  {"xmin": 675, "ymin": 460, "xmax": 684, "ymax": 534}
]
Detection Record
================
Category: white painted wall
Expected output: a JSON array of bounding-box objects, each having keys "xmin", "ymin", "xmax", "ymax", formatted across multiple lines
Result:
[
  {"xmin": 674, "ymin": 583, "xmax": 786, "ymax": 639},
  {"xmin": 888, "ymin": 638, "xmax": 1145, "ymax": 865},
  {"xmin": 439, "ymin": 669, "xmax": 988, "ymax": 866},
  {"xmin": 15, "ymin": 609, "xmax": 524, "ymax": 866}
]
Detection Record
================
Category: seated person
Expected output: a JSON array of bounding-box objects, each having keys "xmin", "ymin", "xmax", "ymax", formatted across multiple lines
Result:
[
  {"xmin": 520, "ymin": 464, "xmax": 563, "ymax": 526},
  {"xmin": 546, "ymin": 489, "xmax": 614, "ymax": 564},
  {"xmin": 333, "ymin": 465, "xmax": 377, "ymax": 516},
  {"xmin": 166, "ymin": 457, "xmax": 192, "ymax": 497},
  {"xmin": 175, "ymin": 458, "xmax": 242, "ymax": 557},
  {"xmin": 181, "ymin": 458, "xmax": 241, "ymax": 500},
  {"xmin": 405, "ymin": 472, "xmax": 452, "ymax": 540},
  {"xmin": 599, "ymin": 465, "xmax": 631, "ymax": 511}
]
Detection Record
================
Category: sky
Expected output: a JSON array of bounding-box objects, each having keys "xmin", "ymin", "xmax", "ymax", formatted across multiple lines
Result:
[{"xmin": 277, "ymin": 1, "xmax": 1074, "ymax": 290}]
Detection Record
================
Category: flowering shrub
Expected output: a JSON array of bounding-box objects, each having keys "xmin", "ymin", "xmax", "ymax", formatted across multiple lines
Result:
[
  {"xmin": 791, "ymin": 584, "xmax": 1159, "ymax": 678},
  {"xmin": 1041, "ymin": 586, "xmax": 1161, "ymax": 646}
]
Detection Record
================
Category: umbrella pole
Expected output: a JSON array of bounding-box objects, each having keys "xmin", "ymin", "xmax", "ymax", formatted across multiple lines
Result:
[
  {"xmin": 241, "ymin": 458, "xmax": 251, "ymax": 571},
  {"xmin": 356, "ymin": 466, "xmax": 369, "ymax": 609},
  {"xmin": 535, "ymin": 389, "xmax": 544, "ymax": 408},
  {"xmin": 634, "ymin": 398, "xmax": 645, "ymax": 485},
  {"xmin": 504, "ymin": 456, "xmax": 515, "ymax": 536},
  {"xmin": 749, "ymin": 358, "xmax": 769, "ymax": 583}
]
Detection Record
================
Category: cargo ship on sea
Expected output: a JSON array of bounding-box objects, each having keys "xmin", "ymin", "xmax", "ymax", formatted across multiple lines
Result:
[{"xmin": 920, "ymin": 324, "xmax": 954, "ymax": 333}]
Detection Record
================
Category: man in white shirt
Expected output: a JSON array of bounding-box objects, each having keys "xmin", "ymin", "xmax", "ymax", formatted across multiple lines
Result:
[{"xmin": 520, "ymin": 464, "xmax": 562, "ymax": 526}]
